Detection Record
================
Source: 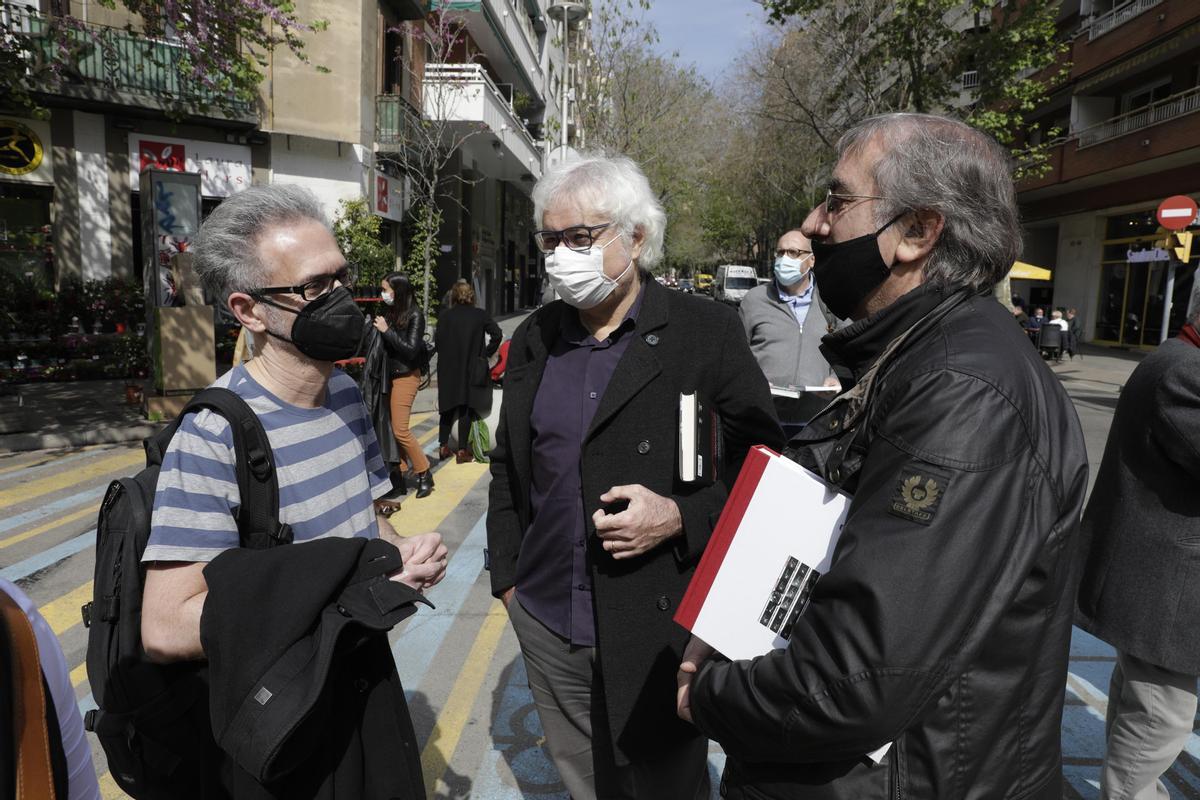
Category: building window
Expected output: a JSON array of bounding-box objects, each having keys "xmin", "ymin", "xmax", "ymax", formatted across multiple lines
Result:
[{"xmin": 1120, "ymin": 76, "xmax": 1172, "ymax": 114}]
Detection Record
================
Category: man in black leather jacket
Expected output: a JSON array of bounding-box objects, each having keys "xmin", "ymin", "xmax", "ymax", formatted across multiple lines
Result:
[{"xmin": 677, "ymin": 113, "xmax": 1089, "ymax": 799}]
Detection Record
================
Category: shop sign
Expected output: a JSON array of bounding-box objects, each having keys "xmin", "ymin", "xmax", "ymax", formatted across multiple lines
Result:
[
  {"xmin": 0, "ymin": 118, "xmax": 53, "ymax": 184},
  {"xmin": 129, "ymin": 134, "xmax": 251, "ymax": 197},
  {"xmin": 372, "ymin": 171, "xmax": 404, "ymax": 222},
  {"xmin": 1127, "ymin": 247, "xmax": 1170, "ymax": 263}
]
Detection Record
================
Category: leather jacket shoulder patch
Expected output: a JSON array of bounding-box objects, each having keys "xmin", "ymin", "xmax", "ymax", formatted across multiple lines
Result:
[{"xmin": 888, "ymin": 463, "xmax": 951, "ymax": 525}]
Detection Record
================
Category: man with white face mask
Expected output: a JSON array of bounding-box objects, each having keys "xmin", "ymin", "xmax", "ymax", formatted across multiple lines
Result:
[
  {"xmin": 487, "ymin": 154, "xmax": 782, "ymax": 800},
  {"xmin": 739, "ymin": 229, "xmax": 841, "ymax": 429}
]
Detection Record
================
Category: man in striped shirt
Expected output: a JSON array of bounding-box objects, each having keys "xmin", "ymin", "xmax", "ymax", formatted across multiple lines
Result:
[{"xmin": 141, "ymin": 183, "xmax": 447, "ymax": 663}]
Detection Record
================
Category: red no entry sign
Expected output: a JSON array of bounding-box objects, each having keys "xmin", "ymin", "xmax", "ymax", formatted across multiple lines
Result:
[{"xmin": 1157, "ymin": 195, "xmax": 1198, "ymax": 231}]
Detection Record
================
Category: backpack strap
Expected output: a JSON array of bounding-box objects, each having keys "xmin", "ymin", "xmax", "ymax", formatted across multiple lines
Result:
[{"xmin": 173, "ymin": 387, "xmax": 293, "ymax": 550}]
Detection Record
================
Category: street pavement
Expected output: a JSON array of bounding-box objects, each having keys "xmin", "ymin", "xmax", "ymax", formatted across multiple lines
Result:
[{"xmin": 1, "ymin": 312, "xmax": 1198, "ymax": 798}]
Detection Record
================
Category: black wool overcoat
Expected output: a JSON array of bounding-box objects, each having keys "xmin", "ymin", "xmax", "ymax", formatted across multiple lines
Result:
[
  {"xmin": 434, "ymin": 305, "xmax": 502, "ymax": 414},
  {"xmin": 486, "ymin": 277, "xmax": 784, "ymax": 765}
]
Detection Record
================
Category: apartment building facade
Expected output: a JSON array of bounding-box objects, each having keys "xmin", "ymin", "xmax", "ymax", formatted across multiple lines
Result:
[
  {"xmin": 1, "ymin": 0, "xmax": 568, "ymax": 314},
  {"xmin": 1015, "ymin": 0, "xmax": 1200, "ymax": 348}
]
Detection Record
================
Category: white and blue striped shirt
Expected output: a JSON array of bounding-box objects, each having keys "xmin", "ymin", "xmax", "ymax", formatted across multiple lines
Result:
[{"xmin": 144, "ymin": 365, "xmax": 391, "ymax": 563}]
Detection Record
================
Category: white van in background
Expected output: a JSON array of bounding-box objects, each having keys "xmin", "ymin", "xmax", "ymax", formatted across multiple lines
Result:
[{"xmin": 714, "ymin": 265, "xmax": 759, "ymax": 305}]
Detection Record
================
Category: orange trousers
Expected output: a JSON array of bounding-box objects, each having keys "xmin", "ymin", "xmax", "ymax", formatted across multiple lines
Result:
[{"xmin": 389, "ymin": 371, "xmax": 431, "ymax": 474}]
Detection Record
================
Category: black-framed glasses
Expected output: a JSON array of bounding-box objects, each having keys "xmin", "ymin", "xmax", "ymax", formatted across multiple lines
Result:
[
  {"xmin": 774, "ymin": 248, "xmax": 811, "ymax": 259},
  {"xmin": 254, "ymin": 264, "xmax": 357, "ymax": 301},
  {"xmin": 825, "ymin": 188, "xmax": 891, "ymax": 215},
  {"xmin": 532, "ymin": 222, "xmax": 614, "ymax": 254}
]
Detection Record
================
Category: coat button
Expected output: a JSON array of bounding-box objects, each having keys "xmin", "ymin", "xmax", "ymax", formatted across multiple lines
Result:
[
  {"xmin": 637, "ymin": 440, "xmax": 651, "ymax": 454},
  {"xmin": 656, "ymin": 595, "xmax": 671, "ymax": 611},
  {"xmin": 828, "ymin": 467, "xmax": 841, "ymax": 483},
  {"xmin": 354, "ymin": 678, "xmax": 369, "ymax": 693},
  {"xmin": 829, "ymin": 419, "xmax": 840, "ymax": 431},
  {"xmin": 645, "ymin": 333, "xmax": 659, "ymax": 346}
]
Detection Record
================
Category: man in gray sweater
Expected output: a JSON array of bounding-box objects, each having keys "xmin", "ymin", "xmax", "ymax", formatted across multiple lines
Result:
[{"xmin": 739, "ymin": 229, "xmax": 841, "ymax": 433}]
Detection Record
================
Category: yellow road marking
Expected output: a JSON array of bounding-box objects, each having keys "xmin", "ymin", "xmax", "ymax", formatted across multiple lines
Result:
[
  {"xmin": 391, "ymin": 461, "xmax": 487, "ymax": 533},
  {"xmin": 421, "ymin": 600, "xmax": 508, "ymax": 797},
  {"xmin": 0, "ymin": 449, "xmax": 141, "ymax": 510},
  {"xmin": 40, "ymin": 581, "xmax": 93, "ymax": 635},
  {"xmin": 99, "ymin": 771, "xmax": 129, "ymax": 799},
  {"xmin": 70, "ymin": 660, "xmax": 87, "ymax": 687},
  {"xmin": 0, "ymin": 504, "xmax": 97, "ymax": 550}
]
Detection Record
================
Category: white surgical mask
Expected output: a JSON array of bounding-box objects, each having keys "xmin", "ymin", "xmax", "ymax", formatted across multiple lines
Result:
[
  {"xmin": 544, "ymin": 235, "xmax": 634, "ymax": 309},
  {"xmin": 380, "ymin": 291, "xmax": 394, "ymax": 305}
]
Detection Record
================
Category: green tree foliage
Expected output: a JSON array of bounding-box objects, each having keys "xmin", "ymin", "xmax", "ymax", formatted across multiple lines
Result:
[
  {"xmin": 332, "ymin": 198, "xmax": 395, "ymax": 293},
  {"xmin": 756, "ymin": 0, "xmax": 1068, "ymax": 178},
  {"xmin": 401, "ymin": 203, "xmax": 442, "ymax": 319},
  {"xmin": 576, "ymin": 2, "xmax": 723, "ymax": 274}
]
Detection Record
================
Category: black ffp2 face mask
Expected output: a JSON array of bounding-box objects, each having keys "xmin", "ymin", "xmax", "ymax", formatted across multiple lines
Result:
[
  {"xmin": 811, "ymin": 213, "xmax": 906, "ymax": 320},
  {"xmin": 256, "ymin": 286, "xmax": 367, "ymax": 362}
]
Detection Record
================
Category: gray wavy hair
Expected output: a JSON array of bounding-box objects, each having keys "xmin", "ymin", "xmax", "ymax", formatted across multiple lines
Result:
[
  {"xmin": 532, "ymin": 154, "xmax": 666, "ymax": 269},
  {"xmin": 839, "ymin": 113, "xmax": 1021, "ymax": 292},
  {"xmin": 193, "ymin": 183, "xmax": 327, "ymax": 302}
]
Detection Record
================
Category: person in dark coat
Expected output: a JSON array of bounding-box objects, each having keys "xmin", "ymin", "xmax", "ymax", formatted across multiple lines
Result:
[
  {"xmin": 371, "ymin": 272, "xmax": 434, "ymax": 498},
  {"xmin": 1066, "ymin": 306, "xmax": 1083, "ymax": 357},
  {"xmin": 434, "ymin": 280, "xmax": 501, "ymax": 463},
  {"xmin": 1076, "ymin": 315, "xmax": 1200, "ymax": 800},
  {"xmin": 677, "ymin": 113, "xmax": 1088, "ymax": 800},
  {"xmin": 487, "ymin": 153, "xmax": 783, "ymax": 800}
]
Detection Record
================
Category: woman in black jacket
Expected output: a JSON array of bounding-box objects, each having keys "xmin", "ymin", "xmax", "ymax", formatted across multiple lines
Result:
[
  {"xmin": 372, "ymin": 272, "xmax": 434, "ymax": 497},
  {"xmin": 433, "ymin": 280, "xmax": 501, "ymax": 462}
]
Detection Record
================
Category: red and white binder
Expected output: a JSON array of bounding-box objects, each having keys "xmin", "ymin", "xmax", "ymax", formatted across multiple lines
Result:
[
  {"xmin": 675, "ymin": 445, "xmax": 851, "ymax": 662},
  {"xmin": 676, "ymin": 445, "xmax": 892, "ymax": 764}
]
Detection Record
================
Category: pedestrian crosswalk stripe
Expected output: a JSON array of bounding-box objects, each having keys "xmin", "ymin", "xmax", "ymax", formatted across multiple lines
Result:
[
  {"xmin": 39, "ymin": 580, "xmax": 93, "ymax": 635},
  {"xmin": 0, "ymin": 504, "xmax": 97, "ymax": 550},
  {"xmin": 0, "ymin": 485, "xmax": 106, "ymax": 538},
  {"xmin": 0, "ymin": 529, "xmax": 93, "ymax": 581},
  {"xmin": 0, "ymin": 445, "xmax": 116, "ymax": 478},
  {"xmin": 0, "ymin": 449, "xmax": 141, "ymax": 510},
  {"xmin": 391, "ymin": 461, "xmax": 488, "ymax": 534},
  {"xmin": 394, "ymin": 512, "xmax": 489, "ymax": 689},
  {"xmin": 421, "ymin": 599, "xmax": 508, "ymax": 798},
  {"xmin": 98, "ymin": 772, "xmax": 126, "ymax": 799}
]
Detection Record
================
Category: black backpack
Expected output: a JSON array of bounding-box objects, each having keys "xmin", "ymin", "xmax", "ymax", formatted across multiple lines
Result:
[{"xmin": 81, "ymin": 387, "xmax": 294, "ymax": 799}]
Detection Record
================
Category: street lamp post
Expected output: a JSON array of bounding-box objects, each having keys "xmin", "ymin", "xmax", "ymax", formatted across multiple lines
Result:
[{"xmin": 546, "ymin": 2, "xmax": 585, "ymax": 152}]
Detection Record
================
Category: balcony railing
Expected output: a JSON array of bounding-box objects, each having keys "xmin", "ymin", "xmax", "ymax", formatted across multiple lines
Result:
[
  {"xmin": 1079, "ymin": 0, "xmax": 1164, "ymax": 42},
  {"xmin": 960, "ymin": 70, "xmax": 980, "ymax": 90},
  {"xmin": 375, "ymin": 94, "xmax": 418, "ymax": 147},
  {"xmin": 423, "ymin": 63, "xmax": 542, "ymax": 168},
  {"xmin": 1, "ymin": 3, "xmax": 253, "ymax": 116},
  {"xmin": 1076, "ymin": 85, "xmax": 1200, "ymax": 147}
]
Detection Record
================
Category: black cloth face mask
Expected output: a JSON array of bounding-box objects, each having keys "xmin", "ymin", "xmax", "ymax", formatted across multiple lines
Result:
[
  {"xmin": 255, "ymin": 285, "xmax": 366, "ymax": 362},
  {"xmin": 811, "ymin": 213, "xmax": 907, "ymax": 320}
]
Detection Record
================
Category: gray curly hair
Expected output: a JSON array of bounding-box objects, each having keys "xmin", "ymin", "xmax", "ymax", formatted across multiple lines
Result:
[{"xmin": 532, "ymin": 153, "xmax": 667, "ymax": 269}]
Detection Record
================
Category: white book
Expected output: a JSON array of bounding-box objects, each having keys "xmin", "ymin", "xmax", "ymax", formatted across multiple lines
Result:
[{"xmin": 769, "ymin": 384, "xmax": 840, "ymax": 399}]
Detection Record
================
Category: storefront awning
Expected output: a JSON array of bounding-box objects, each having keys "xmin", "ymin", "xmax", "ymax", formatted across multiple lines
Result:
[{"xmin": 1009, "ymin": 261, "xmax": 1053, "ymax": 281}]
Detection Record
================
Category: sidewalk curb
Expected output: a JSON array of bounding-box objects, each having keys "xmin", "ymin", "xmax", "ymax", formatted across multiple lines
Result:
[{"xmin": 0, "ymin": 423, "xmax": 167, "ymax": 453}]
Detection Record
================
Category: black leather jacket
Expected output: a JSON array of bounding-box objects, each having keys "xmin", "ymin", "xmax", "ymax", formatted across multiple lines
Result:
[
  {"xmin": 690, "ymin": 285, "xmax": 1088, "ymax": 800},
  {"xmin": 380, "ymin": 311, "xmax": 426, "ymax": 374}
]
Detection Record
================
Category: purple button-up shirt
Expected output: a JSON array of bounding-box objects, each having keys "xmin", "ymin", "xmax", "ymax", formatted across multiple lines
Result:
[{"xmin": 515, "ymin": 288, "xmax": 645, "ymax": 646}]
